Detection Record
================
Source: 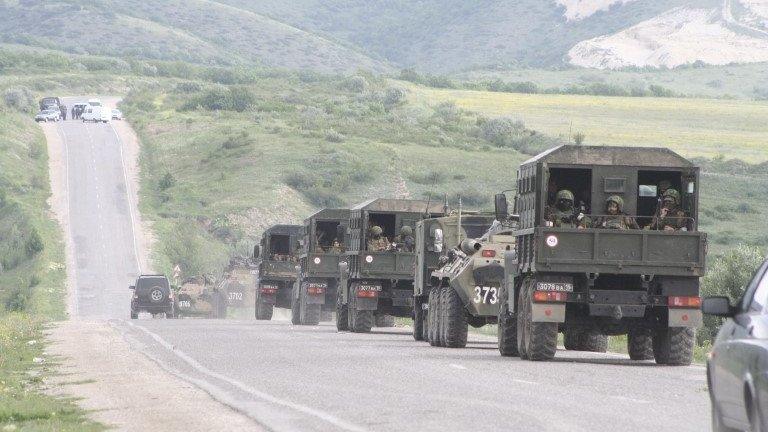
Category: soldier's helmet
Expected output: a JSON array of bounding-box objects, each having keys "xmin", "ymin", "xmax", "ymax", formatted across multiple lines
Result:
[
  {"xmin": 606, "ymin": 195, "xmax": 624, "ymax": 212},
  {"xmin": 659, "ymin": 180, "xmax": 672, "ymax": 192},
  {"xmin": 555, "ymin": 189, "xmax": 574, "ymax": 209},
  {"xmin": 400, "ymin": 226, "xmax": 413, "ymax": 236},
  {"xmin": 370, "ymin": 225, "xmax": 383, "ymax": 236},
  {"xmin": 663, "ymin": 188, "xmax": 680, "ymax": 206}
]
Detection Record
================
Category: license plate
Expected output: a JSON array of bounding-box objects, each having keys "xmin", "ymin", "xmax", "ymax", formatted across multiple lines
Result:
[
  {"xmin": 358, "ymin": 284, "xmax": 382, "ymax": 292},
  {"xmin": 536, "ymin": 282, "xmax": 574, "ymax": 292}
]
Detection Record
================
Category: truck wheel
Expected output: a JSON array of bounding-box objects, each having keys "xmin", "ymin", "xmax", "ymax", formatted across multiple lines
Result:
[
  {"xmin": 443, "ymin": 288, "xmax": 468, "ymax": 348},
  {"xmin": 565, "ymin": 328, "xmax": 607, "ymax": 352},
  {"xmin": 349, "ymin": 301, "xmax": 373, "ymax": 333},
  {"xmin": 563, "ymin": 328, "xmax": 582, "ymax": 350},
  {"xmin": 520, "ymin": 278, "xmax": 558, "ymax": 361},
  {"xmin": 497, "ymin": 302, "xmax": 519, "ymax": 357},
  {"xmin": 652, "ymin": 327, "xmax": 694, "ymax": 366},
  {"xmin": 300, "ymin": 288, "xmax": 321, "ymax": 326},
  {"xmin": 437, "ymin": 286, "xmax": 451, "ymax": 347},
  {"xmin": 413, "ymin": 298, "xmax": 425, "ymax": 341},
  {"xmin": 516, "ymin": 283, "xmax": 529, "ymax": 359},
  {"xmin": 375, "ymin": 314, "xmax": 395, "ymax": 328},
  {"xmin": 335, "ymin": 289, "xmax": 349, "ymax": 331},
  {"xmin": 427, "ymin": 289, "xmax": 439, "ymax": 346},
  {"xmin": 255, "ymin": 292, "xmax": 274, "ymax": 320},
  {"xmin": 627, "ymin": 330, "xmax": 654, "ymax": 360},
  {"xmin": 290, "ymin": 287, "xmax": 301, "ymax": 325}
]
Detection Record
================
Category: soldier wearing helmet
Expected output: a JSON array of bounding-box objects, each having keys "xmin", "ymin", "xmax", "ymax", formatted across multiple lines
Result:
[
  {"xmin": 367, "ymin": 225, "xmax": 390, "ymax": 251},
  {"xmin": 649, "ymin": 189, "xmax": 687, "ymax": 231},
  {"xmin": 393, "ymin": 225, "xmax": 415, "ymax": 252},
  {"xmin": 545, "ymin": 189, "xmax": 588, "ymax": 228},
  {"xmin": 592, "ymin": 195, "xmax": 639, "ymax": 230}
]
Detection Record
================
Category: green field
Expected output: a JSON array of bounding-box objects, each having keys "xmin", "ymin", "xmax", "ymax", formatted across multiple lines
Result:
[{"xmin": 410, "ymin": 84, "xmax": 768, "ymax": 163}]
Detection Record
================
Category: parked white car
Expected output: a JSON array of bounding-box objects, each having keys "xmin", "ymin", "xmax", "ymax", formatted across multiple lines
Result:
[
  {"xmin": 111, "ymin": 109, "xmax": 123, "ymax": 120},
  {"xmin": 35, "ymin": 109, "xmax": 60, "ymax": 122}
]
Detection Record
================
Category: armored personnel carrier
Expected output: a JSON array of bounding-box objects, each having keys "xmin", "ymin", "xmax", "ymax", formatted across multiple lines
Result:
[{"xmin": 175, "ymin": 275, "xmax": 227, "ymax": 319}]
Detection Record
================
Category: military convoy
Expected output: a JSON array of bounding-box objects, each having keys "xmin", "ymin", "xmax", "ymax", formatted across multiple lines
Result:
[
  {"xmin": 253, "ymin": 224, "xmax": 302, "ymax": 320},
  {"xmin": 131, "ymin": 145, "xmax": 707, "ymax": 366},
  {"xmin": 175, "ymin": 275, "xmax": 228, "ymax": 318}
]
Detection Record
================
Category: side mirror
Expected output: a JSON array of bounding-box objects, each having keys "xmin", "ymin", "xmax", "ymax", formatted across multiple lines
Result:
[
  {"xmin": 129, "ymin": 285, "xmax": 135, "ymax": 290},
  {"xmin": 253, "ymin": 245, "xmax": 260, "ymax": 259},
  {"xmin": 702, "ymin": 296, "xmax": 735, "ymax": 318},
  {"xmin": 494, "ymin": 193, "xmax": 509, "ymax": 221}
]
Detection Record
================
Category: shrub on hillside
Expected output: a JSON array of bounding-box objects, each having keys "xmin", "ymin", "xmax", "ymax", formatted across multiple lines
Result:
[
  {"xmin": 478, "ymin": 116, "xmax": 562, "ymax": 155},
  {"xmin": 409, "ymin": 171, "xmax": 446, "ymax": 185},
  {"xmin": 325, "ymin": 129, "xmax": 345, "ymax": 143},
  {"xmin": 3, "ymin": 86, "xmax": 35, "ymax": 113},
  {"xmin": 384, "ymin": 86, "xmax": 407, "ymax": 107},
  {"xmin": 343, "ymin": 76, "xmax": 368, "ymax": 93},
  {"xmin": 699, "ymin": 244, "xmax": 765, "ymax": 343},
  {"xmin": 183, "ymin": 85, "xmax": 256, "ymax": 112},
  {"xmin": 221, "ymin": 130, "xmax": 253, "ymax": 149}
]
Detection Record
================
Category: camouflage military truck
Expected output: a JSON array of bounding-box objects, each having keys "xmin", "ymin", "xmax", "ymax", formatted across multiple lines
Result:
[
  {"xmin": 496, "ymin": 145, "xmax": 706, "ymax": 365},
  {"xmin": 336, "ymin": 199, "xmax": 445, "ymax": 333},
  {"xmin": 175, "ymin": 275, "xmax": 228, "ymax": 318},
  {"xmin": 413, "ymin": 213, "xmax": 516, "ymax": 346},
  {"xmin": 218, "ymin": 257, "xmax": 257, "ymax": 310},
  {"xmin": 253, "ymin": 224, "xmax": 302, "ymax": 320},
  {"xmin": 291, "ymin": 208, "xmax": 350, "ymax": 325}
]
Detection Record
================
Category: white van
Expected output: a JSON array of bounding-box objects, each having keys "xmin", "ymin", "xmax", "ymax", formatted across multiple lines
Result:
[
  {"xmin": 81, "ymin": 105, "xmax": 110, "ymax": 123},
  {"xmin": 88, "ymin": 98, "xmax": 102, "ymax": 107}
]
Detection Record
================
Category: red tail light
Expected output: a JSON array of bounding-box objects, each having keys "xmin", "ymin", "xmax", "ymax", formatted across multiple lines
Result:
[
  {"xmin": 533, "ymin": 291, "xmax": 568, "ymax": 303},
  {"xmin": 668, "ymin": 296, "xmax": 701, "ymax": 308},
  {"xmin": 357, "ymin": 290, "xmax": 378, "ymax": 298},
  {"xmin": 308, "ymin": 286, "xmax": 325, "ymax": 295},
  {"xmin": 261, "ymin": 287, "xmax": 278, "ymax": 295},
  {"xmin": 481, "ymin": 250, "xmax": 496, "ymax": 258}
]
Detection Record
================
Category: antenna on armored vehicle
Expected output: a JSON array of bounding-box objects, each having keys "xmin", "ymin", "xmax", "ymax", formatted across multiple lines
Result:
[{"xmin": 457, "ymin": 195, "xmax": 463, "ymax": 243}]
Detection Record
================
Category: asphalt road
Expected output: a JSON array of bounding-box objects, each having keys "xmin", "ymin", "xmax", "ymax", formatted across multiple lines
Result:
[{"xmin": 54, "ymin": 100, "xmax": 711, "ymax": 432}]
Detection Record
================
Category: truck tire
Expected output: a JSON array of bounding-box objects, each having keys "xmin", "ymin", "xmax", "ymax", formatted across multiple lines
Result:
[
  {"xmin": 565, "ymin": 328, "xmax": 607, "ymax": 352},
  {"xmin": 652, "ymin": 327, "xmax": 694, "ymax": 366},
  {"xmin": 519, "ymin": 278, "xmax": 558, "ymax": 361},
  {"xmin": 627, "ymin": 330, "xmax": 654, "ymax": 360},
  {"xmin": 443, "ymin": 288, "xmax": 468, "ymax": 348},
  {"xmin": 255, "ymin": 301, "xmax": 274, "ymax": 320},
  {"xmin": 436, "ymin": 286, "xmax": 449, "ymax": 347},
  {"xmin": 375, "ymin": 314, "xmax": 395, "ymax": 328},
  {"xmin": 516, "ymin": 283, "xmax": 529, "ymax": 360},
  {"xmin": 497, "ymin": 302, "xmax": 519, "ymax": 357},
  {"xmin": 348, "ymin": 295, "xmax": 373, "ymax": 333},
  {"xmin": 413, "ymin": 298, "xmax": 425, "ymax": 341},
  {"xmin": 290, "ymin": 288, "xmax": 301, "ymax": 325},
  {"xmin": 427, "ymin": 289, "xmax": 440, "ymax": 346},
  {"xmin": 300, "ymin": 289, "xmax": 321, "ymax": 326},
  {"xmin": 335, "ymin": 290, "xmax": 349, "ymax": 331}
]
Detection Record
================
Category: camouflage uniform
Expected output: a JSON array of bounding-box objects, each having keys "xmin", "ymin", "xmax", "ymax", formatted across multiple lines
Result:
[
  {"xmin": 330, "ymin": 240, "xmax": 344, "ymax": 253},
  {"xmin": 393, "ymin": 226, "xmax": 415, "ymax": 252},
  {"xmin": 650, "ymin": 189, "xmax": 687, "ymax": 231},
  {"xmin": 367, "ymin": 226, "xmax": 390, "ymax": 251},
  {"xmin": 592, "ymin": 195, "xmax": 639, "ymax": 230},
  {"xmin": 545, "ymin": 190, "xmax": 587, "ymax": 228}
]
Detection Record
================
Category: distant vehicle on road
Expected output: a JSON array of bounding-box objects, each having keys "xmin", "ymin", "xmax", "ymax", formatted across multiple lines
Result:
[
  {"xmin": 704, "ymin": 258, "xmax": 768, "ymax": 432},
  {"xmin": 130, "ymin": 274, "xmax": 176, "ymax": 319},
  {"xmin": 38, "ymin": 96, "xmax": 60, "ymax": 111},
  {"xmin": 88, "ymin": 98, "xmax": 102, "ymax": 107},
  {"xmin": 81, "ymin": 105, "xmax": 110, "ymax": 123},
  {"xmin": 253, "ymin": 225, "xmax": 303, "ymax": 320},
  {"xmin": 111, "ymin": 109, "xmax": 123, "ymax": 120},
  {"xmin": 35, "ymin": 109, "xmax": 60, "ymax": 122},
  {"xmin": 175, "ymin": 276, "xmax": 227, "ymax": 319}
]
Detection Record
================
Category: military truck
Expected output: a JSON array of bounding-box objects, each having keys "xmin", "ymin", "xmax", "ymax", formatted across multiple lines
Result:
[
  {"xmin": 291, "ymin": 208, "xmax": 350, "ymax": 325},
  {"xmin": 336, "ymin": 199, "xmax": 445, "ymax": 333},
  {"xmin": 496, "ymin": 145, "xmax": 706, "ymax": 365},
  {"xmin": 253, "ymin": 224, "xmax": 302, "ymax": 320},
  {"xmin": 175, "ymin": 276, "xmax": 228, "ymax": 318},
  {"xmin": 413, "ymin": 213, "xmax": 516, "ymax": 346}
]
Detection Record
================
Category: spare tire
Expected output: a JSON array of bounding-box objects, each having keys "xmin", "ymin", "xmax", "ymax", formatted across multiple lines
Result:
[{"xmin": 149, "ymin": 286, "xmax": 166, "ymax": 303}]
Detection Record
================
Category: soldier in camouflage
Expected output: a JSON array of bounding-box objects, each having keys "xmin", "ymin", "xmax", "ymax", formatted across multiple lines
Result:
[
  {"xmin": 649, "ymin": 189, "xmax": 687, "ymax": 231},
  {"xmin": 393, "ymin": 226, "xmax": 415, "ymax": 252},
  {"xmin": 367, "ymin": 225, "xmax": 390, "ymax": 251},
  {"xmin": 545, "ymin": 189, "xmax": 588, "ymax": 228},
  {"xmin": 592, "ymin": 195, "xmax": 639, "ymax": 230}
]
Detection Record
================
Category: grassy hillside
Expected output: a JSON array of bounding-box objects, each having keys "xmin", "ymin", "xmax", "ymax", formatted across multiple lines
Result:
[
  {"xmin": 410, "ymin": 84, "xmax": 768, "ymax": 162},
  {"xmin": 0, "ymin": 0, "xmax": 388, "ymax": 73}
]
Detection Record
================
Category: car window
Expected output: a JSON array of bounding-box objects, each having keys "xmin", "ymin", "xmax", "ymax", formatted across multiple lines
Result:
[{"xmin": 746, "ymin": 262, "xmax": 768, "ymax": 313}]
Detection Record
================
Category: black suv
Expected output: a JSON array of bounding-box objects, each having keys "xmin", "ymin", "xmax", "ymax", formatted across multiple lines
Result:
[{"xmin": 130, "ymin": 274, "xmax": 175, "ymax": 319}]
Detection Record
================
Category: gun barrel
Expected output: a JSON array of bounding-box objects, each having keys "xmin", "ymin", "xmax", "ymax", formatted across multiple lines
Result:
[{"xmin": 460, "ymin": 239, "xmax": 481, "ymax": 255}]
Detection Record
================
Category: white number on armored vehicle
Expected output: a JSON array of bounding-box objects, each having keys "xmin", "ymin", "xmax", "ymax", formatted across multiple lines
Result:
[
  {"xmin": 473, "ymin": 286, "xmax": 498, "ymax": 304},
  {"xmin": 178, "ymin": 300, "xmax": 192, "ymax": 308},
  {"xmin": 228, "ymin": 292, "xmax": 243, "ymax": 301}
]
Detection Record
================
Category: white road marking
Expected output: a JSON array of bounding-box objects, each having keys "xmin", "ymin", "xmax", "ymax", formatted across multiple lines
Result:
[
  {"xmin": 56, "ymin": 123, "xmax": 79, "ymax": 317},
  {"xmin": 450, "ymin": 363, "xmax": 467, "ymax": 370},
  {"xmin": 123, "ymin": 321, "xmax": 367, "ymax": 432},
  {"xmin": 611, "ymin": 395, "xmax": 651, "ymax": 404},
  {"xmin": 110, "ymin": 123, "xmax": 142, "ymax": 274},
  {"xmin": 512, "ymin": 379, "xmax": 538, "ymax": 385}
]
